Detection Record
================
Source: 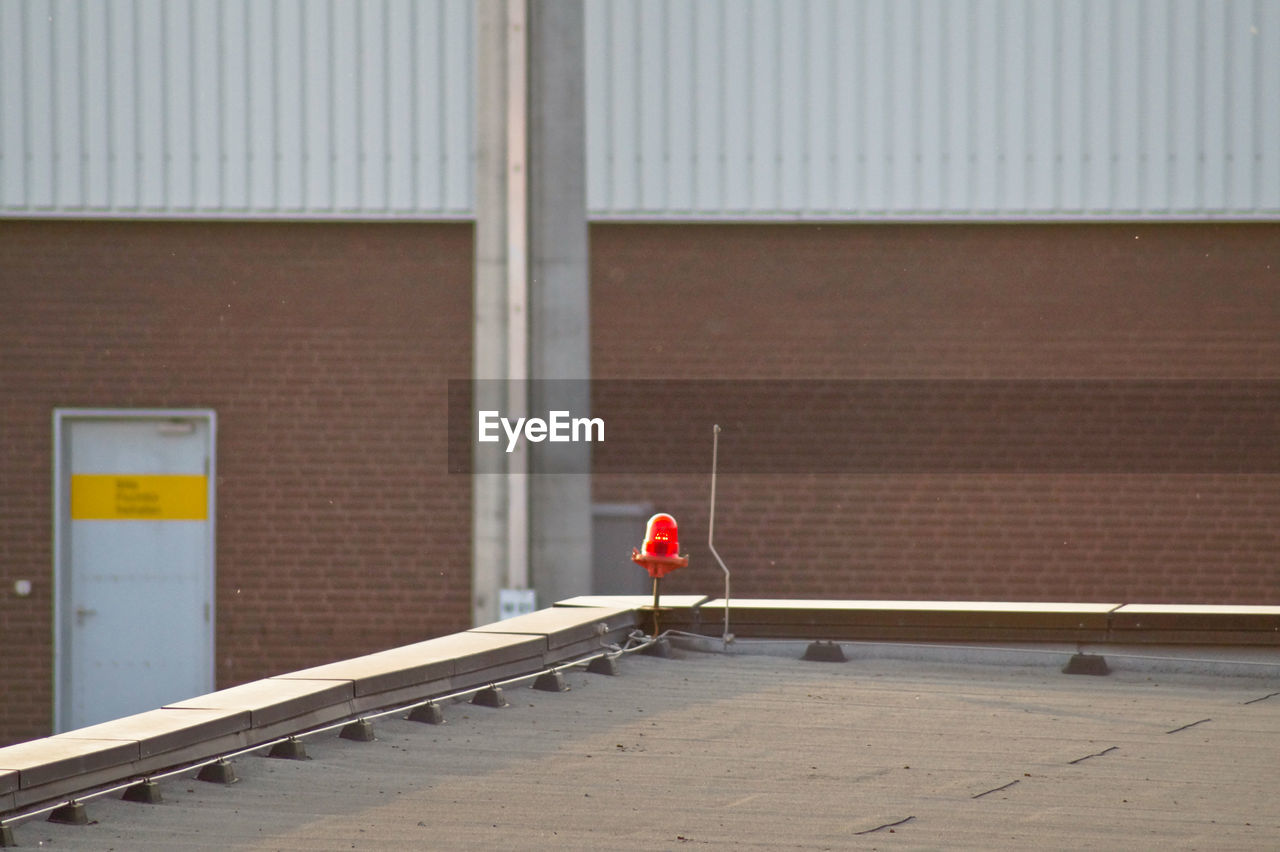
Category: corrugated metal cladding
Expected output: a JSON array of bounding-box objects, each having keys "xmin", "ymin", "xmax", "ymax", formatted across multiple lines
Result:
[
  {"xmin": 2, "ymin": 0, "xmax": 1278, "ymax": 220},
  {"xmin": 589, "ymin": 0, "xmax": 1280, "ymax": 219},
  {"xmin": 0, "ymin": 0, "xmax": 475, "ymax": 218}
]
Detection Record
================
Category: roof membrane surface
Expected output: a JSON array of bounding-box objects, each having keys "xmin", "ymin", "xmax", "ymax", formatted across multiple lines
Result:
[{"xmin": 21, "ymin": 648, "xmax": 1280, "ymax": 850}]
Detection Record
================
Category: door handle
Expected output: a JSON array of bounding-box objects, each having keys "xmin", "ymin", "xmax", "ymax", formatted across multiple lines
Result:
[{"xmin": 74, "ymin": 606, "xmax": 98, "ymax": 626}]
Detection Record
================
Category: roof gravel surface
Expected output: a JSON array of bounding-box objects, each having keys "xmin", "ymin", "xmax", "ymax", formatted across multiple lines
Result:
[{"xmin": 22, "ymin": 650, "xmax": 1280, "ymax": 850}]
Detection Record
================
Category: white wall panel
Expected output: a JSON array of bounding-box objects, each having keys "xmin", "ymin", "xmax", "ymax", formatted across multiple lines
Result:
[
  {"xmin": 276, "ymin": 0, "xmax": 305, "ymax": 211},
  {"xmin": 0, "ymin": 0, "xmax": 473, "ymax": 218},
  {"xmin": 1263, "ymin": 1, "xmax": 1280, "ymax": 209},
  {"xmin": 637, "ymin": 0, "xmax": 664, "ymax": 211},
  {"xmin": 440, "ymin": 0, "xmax": 471, "ymax": 211},
  {"xmin": 664, "ymin": 0, "xmax": 694, "ymax": 212},
  {"xmin": 690, "ymin": 1, "xmax": 721, "ymax": 210},
  {"xmin": 1, "ymin": 3, "xmax": 25, "ymax": 204},
  {"xmin": 81, "ymin": 1, "xmax": 109, "ymax": 209},
  {"xmin": 585, "ymin": 0, "xmax": 1280, "ymax": 220},
  {"xmin": 1, "ymin": 0, "xmax": 1276, "ymax": 220},
  {"xmin": 24, "ymin": 0, "xmax": 55, "ymax": 208},
  {"xmin": 358, "ymin": 0, "xmax": 386, "ymax": 211},
  {"xmin": 386, "ymin": 0, "xmax": 413, "ymax": 212}
]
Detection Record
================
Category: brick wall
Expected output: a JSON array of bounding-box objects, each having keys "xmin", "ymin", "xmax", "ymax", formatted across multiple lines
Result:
[
  {"xmin": 0, "ymin": 221, "xmax": 473, "ymax": 745},
  {"xmin": 2, "ymin": 219, "xmax": 1277, "ymax": 745},
  {"xmin": 590, "ymin": 223, "xmax": 1280, "ymax": 605}
]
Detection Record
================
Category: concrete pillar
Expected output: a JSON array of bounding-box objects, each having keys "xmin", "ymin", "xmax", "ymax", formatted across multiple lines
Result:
[
  {"xmin": 527, "ymin": 0, "xmax": 591, "ymax": 609},
  {"xmin": 472, "ymin": 0, "xmax": 525, "ymax": 626},
  {"xmin": 473, "ymin": 0, "xmax": 589, "ymax": 623}
]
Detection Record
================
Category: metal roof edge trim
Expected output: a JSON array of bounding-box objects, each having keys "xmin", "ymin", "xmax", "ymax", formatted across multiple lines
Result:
[
  {"xmin": 4, "ymin": 212, "xmax": 1279, "ymax": 224},
  {"xmin": 681, "ymin": 599, "xmax": 1280, "ymax": 645},
  {"xmin": 6, "ymin": 596, "xmax": 1278, "ymax": 820},
  {"xmin": 0, "ymin": 600, "xmax": 647, "ymax": 822},
  {"xmin": 0, "ymin": 210, "xmax": 475, "ymax": 223},
  {"xmin": 585, "ymin": 212, "xmax": 1280, "ymax": 224}
]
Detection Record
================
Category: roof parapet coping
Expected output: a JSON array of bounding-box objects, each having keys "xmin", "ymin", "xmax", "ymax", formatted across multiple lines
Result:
[
  {"xmin": 4, "ymin": 597, "xmax": 1280, "ymax": 823},
  {"xmin": 0, "ymin": 599, "xmax": 643, "ymax": 819},
  {"xmin": 677, "ymin": 599, "xmax": 1280, "ymax": 646}
]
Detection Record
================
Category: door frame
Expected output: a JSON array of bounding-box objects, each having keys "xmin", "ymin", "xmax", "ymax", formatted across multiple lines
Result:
[{"xmin": 51, "ymin": 408, "xmax": 218, "ymax": 732}]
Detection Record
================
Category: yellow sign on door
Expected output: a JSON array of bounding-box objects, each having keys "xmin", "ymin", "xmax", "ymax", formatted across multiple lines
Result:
[{"xmin": 71, "ymin": 475, "xmax": 209, "ymax": 521}]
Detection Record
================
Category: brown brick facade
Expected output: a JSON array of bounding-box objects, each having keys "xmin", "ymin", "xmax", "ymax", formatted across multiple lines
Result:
[
  {"xmin": 590, "ymin": 223, "xmax": 1280, "ymax": 605},
  {"xmin": 2, "ymin": 220, "xmax": 1278, "ymax": 745},
  {"xmin": 0, "ymin": 221, "xmax": 473, "ymax": 745}
]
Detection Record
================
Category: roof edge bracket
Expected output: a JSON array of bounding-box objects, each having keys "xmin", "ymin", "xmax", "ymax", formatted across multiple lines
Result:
[
  {"xmin": 407, "ymin": 702, "xmax": 446, "ymax": 724},
  {"xmin": 471, "ymin": 686, "xmax": 508, "ymax": 708},
  {"xmin": 586, "ymin": 656, "xmax": 620, "ymax": 676},
  {"xmin": 339, "ymin": 720, "xmax": 376, "ymax": 741},
  {"xmin": 267, "ymin": 737, "xmax": 310, "ymax": 760},
  {"xmin": 122, "ymin": 780, "xmax": 163, "ymax": 804},
  {"xmin": 1062, "ymin": 653, "xmax": 1110, "ymax": 676},
  {"xmin": 802, "ymin": 641, "xmax": 847, "ymax": 663},
  {"xmin": 47, "ymin": 801, "xmax": 89, "ymax": 825},
  {"xmin": 532, "ymin": 671, "xmax": 569, "ymax": 692},
  {"xmin": 196, "ymin": 759, "xmax": 238, "ymax": 784}
]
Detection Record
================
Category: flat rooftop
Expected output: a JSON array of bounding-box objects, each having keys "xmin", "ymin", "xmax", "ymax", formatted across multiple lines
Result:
[{"xmin": 18, "ymin": 645, "xmax": 1280, "ymax": 850}]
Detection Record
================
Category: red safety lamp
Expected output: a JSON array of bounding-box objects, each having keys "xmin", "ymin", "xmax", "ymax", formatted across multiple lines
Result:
[
  {"xmin": 632, "ymin": 512, "xmax": 688, "ymax": 577},
  {"xmin": 632, "ymin": 513, "xmax": 688, "ymax": 637}
]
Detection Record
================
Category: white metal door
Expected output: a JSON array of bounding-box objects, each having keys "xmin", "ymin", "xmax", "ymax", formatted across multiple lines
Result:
[{"xmin": 54, "ymin": 411, "xmax": 216, "ymax": 732}]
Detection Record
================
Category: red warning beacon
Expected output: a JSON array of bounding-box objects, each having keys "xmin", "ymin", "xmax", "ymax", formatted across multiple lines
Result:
[{"xmin": 631, "ymin": 512, "xmax": 689, "ymax": 579}]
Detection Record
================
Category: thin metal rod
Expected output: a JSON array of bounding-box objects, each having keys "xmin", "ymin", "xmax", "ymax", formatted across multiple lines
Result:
[
  {"xmin": 708, "ymin": 424, "xmax": 731, "ymax": 645},
  {"xmin": 651, "ymin": 576, "xmax": 660, "ymax": 636}
]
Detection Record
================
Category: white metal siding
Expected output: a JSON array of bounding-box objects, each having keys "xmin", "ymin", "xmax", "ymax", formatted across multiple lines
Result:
[
  {"xmin": 0, "ymin": 0, "xmax": 474, "ymax": 218},
  {"xmin": 586, "ymin": 0, "xmax": 1280, "ymax": 220},
  {"xmin": 2, "ymin": 0, "xmax": 1277, "ymax": 220}
]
